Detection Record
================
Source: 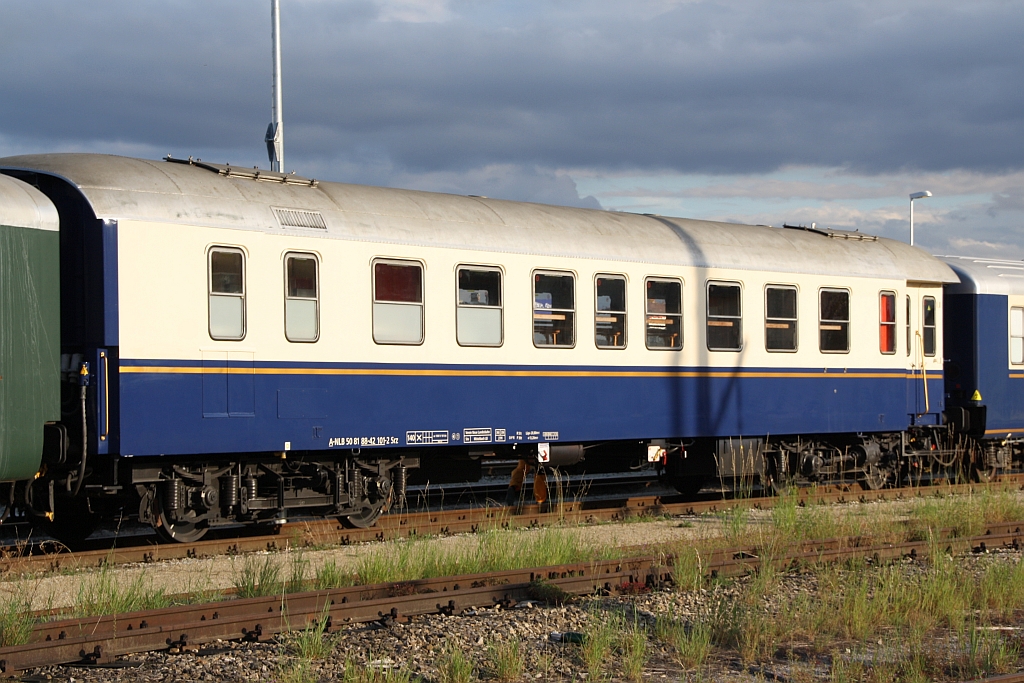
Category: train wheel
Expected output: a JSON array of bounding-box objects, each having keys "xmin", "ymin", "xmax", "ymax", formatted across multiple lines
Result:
[
  {"xmin": 342, "ymin": 502, "xmax": 387, "ymax": 529},
  {"xmin": 972, "ymin": 464, "xmax": 1000, "ymax": 484},
  {"xmin": 156, "ymin": 507, "xmax": 209, "ymax": 543},
  {"xmin": 341, "ymin": 472, "xmax": 394, "ymax": 529},
  {"xmin": 860, "ymin": 464, "xmax": 888, "ymax": 491}
]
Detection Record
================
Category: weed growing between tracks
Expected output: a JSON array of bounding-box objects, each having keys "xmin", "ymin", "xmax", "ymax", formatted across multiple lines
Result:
[
  {"xmin": 655, "ymin": 608, "xmax": 713, "ymax": 670},
  {"xmin": 620, "ymin": 608, "xmax": 650, "ymax": 683},
  {"xmin": 233, "ymin": 554, "xmax": 284, "ymax": 598},
  {"xmin": 699, "ymin": 487, "xmax": 1024, "ymax": 557},
  {"xmin": 343, "ymin": 661, "xmax": 417, "ymax": 683},
  {"xmin": 486, "ymin": 636, "xmax": 524, "ymax": 682},
  {"xmin": 661, "ymin": 549, "xmax": 1024, "ymax": 680},
  {"xmin": 313, "ymin": 557, "xmax": 353, "ymax": 590},
  {"xmin": 0, "ymin": 595, "xmax": 33, "ymax": 646},
  {"xmin": 72, "ymin": 565, "xmax": 171, "ymax": 617},
  {"xmin": 907, "ymin": 489, "xmax": 1024, "ymax": 538},
  {"xmin": 354, "ymin": 526, "xmax": 608, "ymax": 585},
  {"xmin": 437, "ymin": 641, "xmax": 474, "ymax": 683},
  {"xmin": 279, "ymin": 606, "xmax": 418, "ymax": 683}
]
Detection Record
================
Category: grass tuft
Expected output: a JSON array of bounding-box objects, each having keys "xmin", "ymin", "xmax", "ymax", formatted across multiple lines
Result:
[
  {"xmin": 580, "ymin": 608, "xmax": 619, "ymax": 681},
  {"xmin": 619, "ymin": 613, "xmax": 648, "ymax": 683},
  {"xmin": 655, "ymin": 612, "xmax": 713, "ymax": 670},
  {"xmin": 488, "ymin": 637, "xmax": 524, "ymax": 683},
  {"xmin": 0, "ymin": 596, "xmax": 34, "ymax": 647},
  {"xmin": 314, "ymin": 558, "xmax": 353, "ymax": 590},
  {"xmin": 355, "ymin": 526, "xmax": 605, "ymax": 586},
  {"xmin": 73, "ymin": 567, "xmax": 170, "ymax": 617},
  {"xmin": 527, "ymin": 579, "xmax": 573, "ymax": 605},
  {"xmin": 289, "ymin": 605, "xmax": 336, "ymax": 661},
  {"xmin": 436, "ymin": 641, "xmax": 474, "ymax": 683},
  {"xmin": 338, "ymin": 655, "xmax": 417, "ymax": 683},
  {"xmin": 233, "ymin": 554, "xmax": 283, "ymax": 598}
]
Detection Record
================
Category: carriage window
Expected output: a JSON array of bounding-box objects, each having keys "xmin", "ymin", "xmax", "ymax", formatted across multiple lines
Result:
[
  {"xmin": 906, "ymin": 295, "xmax": 911, "ymax": 357},
  {"xmin": 765, "ymin": 286, "xmax": 797, "ymax": 352},
  {"xmin": 285, "ymin": 254, "xmax": 319, "ymax": 342},
  {"xmin": 1011, "ymin": 307, "xmax": 1024, "ymax": 365},
  {"xmin": 373, "ymin": 260, "xmax": 424, "ymax": 344},
  {"xmin": 457, "ymin": 267, "xmax": 502, "ymax": 346},
  {"xmin": 879, "ymin": 291, "xmax": 896, "ymax": 354},
  {"xmin": 707, "ymin": 282, "xmax": 741, "ymax": 351},
  {"xmin": 923, "ymin": 296, "xmax": 936, "ymax": 357},
  {"xmin": 595, "ymin": 275, "xmax": 626, "ymax": 349},
  {"xmin": 646, "ymin": 278, "xmax": 683, "ymax": 350},
  {"xmin": 533, "ymin": 271, "xmax": 575, "ymax": 347},
  {"xmin": 209, "ymin": 248, "xmax": 245, "ymax": 340},
  {"xmin": 819, "ymin": 288, "xmax": 850, "ymax": 352}
]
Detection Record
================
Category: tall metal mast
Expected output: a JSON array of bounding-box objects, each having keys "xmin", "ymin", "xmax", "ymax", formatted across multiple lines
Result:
[{"xmin": 265, "ymin": 0, "xmax": 284, "ymax": 172}]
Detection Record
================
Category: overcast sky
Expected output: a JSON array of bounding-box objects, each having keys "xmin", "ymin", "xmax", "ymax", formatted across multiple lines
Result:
[{"xmin": 2, "ymin": 0, "xmax": 1022, "ymax": 256}]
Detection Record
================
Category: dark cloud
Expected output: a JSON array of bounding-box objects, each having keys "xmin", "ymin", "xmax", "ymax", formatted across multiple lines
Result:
[
  {"xmin": 988, "ymin": 189, "xmax": 1024, "ymax": 216},
  {"xmin": 1, "ymin": 0, "xmax": 1022, "ymax": 200}
]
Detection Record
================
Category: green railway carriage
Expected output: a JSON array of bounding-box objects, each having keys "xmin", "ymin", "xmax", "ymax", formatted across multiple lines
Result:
[{"xmin": 0, "ymin": 174, "xmax": 60, "ymax": 481}]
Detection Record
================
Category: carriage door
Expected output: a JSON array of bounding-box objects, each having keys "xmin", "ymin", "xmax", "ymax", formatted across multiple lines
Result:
[
  {"xmin": 906, "ymin": 290, "xmax": 921, "ymax": 418},
  {"xmin": 906, "ymin": 286, "xmax": 935, "ymax": 420}
]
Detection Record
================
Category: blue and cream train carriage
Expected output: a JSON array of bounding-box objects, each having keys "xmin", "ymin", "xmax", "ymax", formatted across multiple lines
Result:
[
  {"xmin": 0, "ymin": 152, "xmax": 1004, "ymax": 542},
  {"xmin": 941, "ymin": 256, "xmax": 1024, "ymax": 479}
]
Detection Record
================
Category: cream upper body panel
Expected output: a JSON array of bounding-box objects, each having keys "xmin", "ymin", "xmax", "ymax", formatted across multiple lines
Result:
[
  {"xmin": 116, "ymin": 218, "xmax": 944, "ymax": 372},
  {"xmin": 0, "ymin": 153, "xmax": 953, "ymax": 372}
]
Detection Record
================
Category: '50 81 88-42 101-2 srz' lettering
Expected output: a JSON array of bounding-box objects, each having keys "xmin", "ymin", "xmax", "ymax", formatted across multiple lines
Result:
[{"xmin": 328, "ymin": 436, "xmax": 399, "ymax": 447}]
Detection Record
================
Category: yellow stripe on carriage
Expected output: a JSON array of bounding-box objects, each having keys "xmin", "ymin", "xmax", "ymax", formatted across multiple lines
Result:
[{"xmin": 120, "ymin": 366, "xmax": 940, "ymax": 381}]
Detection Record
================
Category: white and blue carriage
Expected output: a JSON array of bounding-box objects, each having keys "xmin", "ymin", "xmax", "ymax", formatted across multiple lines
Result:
[{"xmin": 0, "ymin": 153, "xmax": 975, "ymax": 540}]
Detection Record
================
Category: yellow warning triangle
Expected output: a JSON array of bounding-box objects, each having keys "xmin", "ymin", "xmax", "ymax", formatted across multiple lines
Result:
[{"xmin": 970, "ymin": 390, "xmax": 983, "ymax": 401}]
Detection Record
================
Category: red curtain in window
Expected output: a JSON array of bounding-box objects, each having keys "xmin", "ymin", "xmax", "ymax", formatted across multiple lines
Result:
[
  {"xmin": 375, "ymin": 263, "xmax": 422, "ymax": 303},
  {"xmin": 880, "ymin": 293, "xmax": 896, "ymax": 353}
]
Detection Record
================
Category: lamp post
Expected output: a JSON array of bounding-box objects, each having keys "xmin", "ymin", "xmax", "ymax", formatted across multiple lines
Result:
[
  {"xmin": 909, "ymin": 191, "xmax": 932, "ymax": 246},
  {"xmin": 265, "ymin": 0, "xmax": 284, "ymax": 173}
]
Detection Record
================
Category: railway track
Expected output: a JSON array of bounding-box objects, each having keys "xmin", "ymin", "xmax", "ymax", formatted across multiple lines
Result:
[
  {"xmin": 3, "ymin": 475, "xmax": 1023, "ymax": 577},
  {"xmin": 1, "ymin": 515, "xmax": 1023, "ymax": 675}
]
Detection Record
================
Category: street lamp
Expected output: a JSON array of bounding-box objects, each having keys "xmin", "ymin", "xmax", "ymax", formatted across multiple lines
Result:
[{"xmin": 909, "ymin": 191, "xmax": 932, "ymax": 246}]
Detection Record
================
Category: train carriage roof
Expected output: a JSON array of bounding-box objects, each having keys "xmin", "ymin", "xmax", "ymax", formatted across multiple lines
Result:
[
  {"xmin": 940, "ymin": 256, "xmax": 1024, "ymax": 296},
  {"xmin": 0, "ymin": 173, "xmax": 59, "ymax": 231},
  {"xmin": 1, "ymin": 153, "xmax": 956, "ymax": 283}
]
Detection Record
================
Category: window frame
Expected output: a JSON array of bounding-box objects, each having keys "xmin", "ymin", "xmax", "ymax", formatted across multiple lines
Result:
[
  {"xmin": 371, "ymin": 257, "xmax": 426, "ymax": 346},
  {"xmin": 818, "ymin": 287, "xmax": 851, "ymax": 354},
  {"xmin": 532, "ymin": 269, "xmax": 577, "ymax": 349},
  {"xmin": 706, "ymin": 280, "xmax": 743, "ymax": 352},
  {"xmin": 906, "ymin": 295, "xmax": 912, "ymax": 358},
  {"xmin": 594, "ymin": 273, "xmax": 627, "ymax": 350},
  {"xmin": 645, "ymin": 276, "xmax": 684, "ymax": 351},
  {"xmin": 879, "ymin": 290, "xmax": 897, "ymax": 355},
  {"xmin": 922, "ymin": 295, "xmax": 937, "ymax": 357},
  {"xmin": 207, "ymin": 245, "xmax": 246, "ymax": 342},
  {"xmin": 1011, "ymin": 306, "xmax": 1024, "ymax": 365},
  {"xmin": 764, "ymin": 284, "xmax": 798, "ymax": 353},
  {"xmin": 283, "ymin": 251, "xmax": 320, "ymax": 343},
  {"xmin": 455, "ymin": 263, "xmax": 504, "ymax": 348}
]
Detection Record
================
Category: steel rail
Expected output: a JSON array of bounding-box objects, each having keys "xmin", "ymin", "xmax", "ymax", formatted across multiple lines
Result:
[
  {"xmin": 3, "ymin": 476, "xmax": 1022, "ymax": 578},
  {"xmin": 1, "ymin": 520, "xmax": 1023, "ymax": 675}
]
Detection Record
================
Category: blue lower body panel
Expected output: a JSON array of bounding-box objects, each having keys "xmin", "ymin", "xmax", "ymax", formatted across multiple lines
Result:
[{"xmin": 116, "ymin": 361, "xmax": 943, "ymax": 456}]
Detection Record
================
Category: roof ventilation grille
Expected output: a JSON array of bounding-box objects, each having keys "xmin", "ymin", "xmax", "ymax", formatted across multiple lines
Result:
[{"xmin": 273, "ymin": 207, "xmax": 327, "ymax": 230}]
